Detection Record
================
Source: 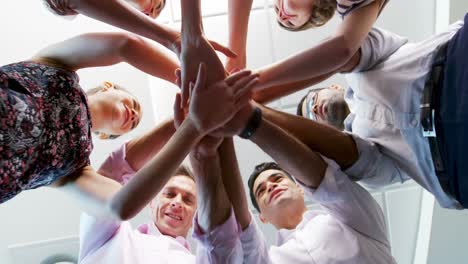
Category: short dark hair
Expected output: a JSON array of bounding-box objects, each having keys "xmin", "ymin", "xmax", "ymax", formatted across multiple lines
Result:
[
  {"xmin": 297, "ymin": 93, "xmax": 307, "ymax": 116},
  {"xmin": 173, "ymin": 165, "xmax": 195, "ymax": 182},
  {"xmin": 248, "ymin": 162, "xmax": 294, "ymax": 212}
]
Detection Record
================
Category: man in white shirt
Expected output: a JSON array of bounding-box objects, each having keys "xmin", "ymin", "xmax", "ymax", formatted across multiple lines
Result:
[
  {"xmin": 292, "ymin": 19, "xmax": 468, "ymax": 209},
  {"xmin": 194, "ymin": 100, "xmax": 396, "ymax": 263}
]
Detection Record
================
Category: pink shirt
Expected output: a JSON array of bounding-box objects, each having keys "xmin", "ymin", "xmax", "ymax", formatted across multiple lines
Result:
[
  {"xmin": 239, "ymin": 159, "xmax": 396, "ymax": 264},
  {"xmin": 79, "ymin": 143, "xmax": 242, "ymax": 263}
]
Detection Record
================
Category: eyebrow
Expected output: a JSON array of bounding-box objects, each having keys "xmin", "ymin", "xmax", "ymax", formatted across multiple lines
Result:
[
  {"xmin": 254, "ymin": 173, "xmax": 284, "ymax": 197},
  {"xmin": 164, "ymin": 186, "xmax": 196, "ymax": 199}
]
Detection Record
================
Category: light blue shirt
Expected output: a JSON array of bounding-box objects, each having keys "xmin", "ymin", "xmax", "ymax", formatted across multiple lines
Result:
[{"xmin": 343, "ymin": 23, "xmax": 464, "ymax": 209}]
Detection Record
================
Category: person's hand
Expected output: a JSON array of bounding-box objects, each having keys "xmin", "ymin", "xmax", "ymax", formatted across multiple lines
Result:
[
  {"xmin": 170, "ymin": 33, "xmax": 236, "ymax": 62},
  {"xmin": 225, "ymin": 52, "xmax": 246, "ymax": 74},
  {"xmin": 173, "ymin": 92, "xmax": 187, "ymax": 129},
  {"xmin": 210, "ymin": 102, "xmax": 256, "ymax": 138},
  {"xmin": 188, "ymin": 63, "xmax": 258, "ymax": 135},
  {"xmin": 180, "ymin": 35, "xmax": 236, "ymax": 106}
]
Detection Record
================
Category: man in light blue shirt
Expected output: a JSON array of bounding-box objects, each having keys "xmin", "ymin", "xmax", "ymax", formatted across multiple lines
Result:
[{"xmin": 294, "ymin": 18, "xmax": 468, "ymax": 209}]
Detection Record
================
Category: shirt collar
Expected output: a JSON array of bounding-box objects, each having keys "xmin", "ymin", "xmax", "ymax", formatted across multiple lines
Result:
[
  {"xmin": 276, "ymin": 210, "xmax": 317, "ymax": 246},
  {"xmin": 137, "ymin": 222, "xmax": 191, "ymax": 251}
]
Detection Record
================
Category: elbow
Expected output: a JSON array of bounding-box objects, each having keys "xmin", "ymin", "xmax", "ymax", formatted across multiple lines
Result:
[
  {"xmin": 332, "ymin": 35, "xmax": 358, "ymax": 66},
  {"xmin": 118, "ymin": 33, "xmax": 145, "ymax": 57},
  {"xmin": 108, "ymin": 198, "xmax": 136, "ymax": 221}
]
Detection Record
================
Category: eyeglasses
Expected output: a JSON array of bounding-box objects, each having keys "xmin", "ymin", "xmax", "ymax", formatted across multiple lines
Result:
[{"xmin": 304, "ymin": 90, "xmax": 318, "ymax": 121}]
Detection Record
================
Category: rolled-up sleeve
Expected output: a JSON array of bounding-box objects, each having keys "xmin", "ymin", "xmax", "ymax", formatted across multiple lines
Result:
[
  {"xmin": 193, "ymin": 209, "xmax": 243, "ymax": 264},
  {"xmin": 298, "ymin": 158, "xmax": 390, "ymax": 247},
  {"xmin": 97, "ymin": 142, "xmax": 137, "ymax": 185},
  {"xmin": 352, "ymin": 27, "xmax": 408, "ymax": 72},
  {"xmin": 239, "ymin": 216, "xmax": 272, "ymax": 264},
  {"xmin": 345, "ymin": 134, "xmax": 404, "ymax": 188}
]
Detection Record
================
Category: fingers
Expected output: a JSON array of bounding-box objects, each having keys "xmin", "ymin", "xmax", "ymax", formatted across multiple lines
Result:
[
  {"xmin": 173, "ymin": 93, "xmax": 183, "ymax": 127},
  {"xmin": 229, "ymin": 74, "xmax": 258, "ymax": 96},
  {"xmin": 174, "ymin": 68, "xmax": 181, "ymax": 87},
  {"xmin": 181, "ymin": 71, "xmax": 189, "ymax": 107},
  {"xmin": 225, "ymin": 69, "xmax": 252, "ymax": 86},
  {"xmin": 233, "ymin": 76, "xmax": 259, "ymax": 99},
  {"xmin": 192, "ymin": 63, "xmax": 207, "ymax": 95},
  {"xmin": 210, "ymin": 41, "xmax": 237, "ymax": 58}
]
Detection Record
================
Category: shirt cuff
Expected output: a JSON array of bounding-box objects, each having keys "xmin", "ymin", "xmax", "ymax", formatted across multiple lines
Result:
[
  {"xmin": 192, "ymin": 208, "xmax": 241, "ymax": 250},
  {"xmin": 97, "ymin": 141, "xmax": 137, "ymax": 185},
  {"xmin": 296, "ymin": 158, "xmax": 344, "ymax": 204}
]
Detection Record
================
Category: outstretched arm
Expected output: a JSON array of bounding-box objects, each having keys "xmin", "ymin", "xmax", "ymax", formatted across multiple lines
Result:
[
  {"xmin": 190, "ymin": 138, "xmax": 231, "ymax": 232},
  {"xmin": 48, "ymin": 0, "xmax": 180, "ymax": 52},
  {"xmin": 258, "ymin": 104, "xmax": 358, "ymax": 170},
  {"xmin": 54, "ymin": 64, "xmax": 258, "ymax": 220},
  {"xmin": 218, "ymin": 138, "xmax": 252, "ymax": 230},
  {"xmin": 34, "ymin": 32, "xmax": 179, "ymax": 84},
  {"xmin": 215, "ymin": 103, "xmax": 327, "ymax": 188},
  {"xmin": 254, "ymin": 1, "xmax": 383, "ymax": 91},
  {"xmin": 225, "ymin": 0, "xmax": 253, "ymax": 73},
  {"xmin": 125, "ymin": 119, "xmax": 176, "ymax": 172},
  {"xmin": 179, "ymin": 0, "xmax": 231, "ymax": 105}
]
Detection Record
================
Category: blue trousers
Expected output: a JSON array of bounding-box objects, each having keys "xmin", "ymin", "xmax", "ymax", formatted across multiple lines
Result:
[{"xmin": 436, "ymin": 13, "xmax": 468, "ymax": 208}]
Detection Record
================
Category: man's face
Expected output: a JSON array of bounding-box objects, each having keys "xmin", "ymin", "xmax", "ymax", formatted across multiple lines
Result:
[
  {"xmin": 151, "ymin": 175, "xmax": 197, "ymax": 238},
  {"xmin": 301, "ymin": 84, "xmax": 349, "ymax": 129},
  {"xmin": 253, "ymin": 169, "xmax": 305, "ymax": 224}
]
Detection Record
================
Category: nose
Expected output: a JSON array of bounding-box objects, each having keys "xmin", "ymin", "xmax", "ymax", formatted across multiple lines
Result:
[
  {"xmin": 312, "ymin": 103, "xmax": 319, "ymax": 114},
  {"xmin": 170, "ymin": 195, "xmax": 183, "ymax": 210},
  {"xmin": 130, "ymin": 108, "xmax": 139, "ymax": 122},
  {"xmin": 279, "ymin": 9, "xmax": 289, "ymax": 21},
  {"xmin": 267, "ymin": 181, "xmax": 278, "ymax": 193}
]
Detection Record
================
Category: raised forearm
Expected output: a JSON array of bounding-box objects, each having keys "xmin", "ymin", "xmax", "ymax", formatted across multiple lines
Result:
[
  {"xmin": 228, "ymin": 0, "xmax": 253, "ymax": 56},
  {"xmin": 190, "ymin": 152, "xmax": 231, "ymax": 232},
  {"xmin": 259, "ymin": 104, "xmax": 358, "ymax": 169},
  {"xmin": 110, "ymin": 119, "xmax": 202, "ymax": 220},
  {"xmin": 69, "ymin": 0, "xmax": 179, "ymax": 50},
  {"xmin": 125, "ymin": 119, "xmax": 176, "ymax": 172},
  {"xmin": 250, "ymin": 117, "xmax": 326, "ymax": 188},
  {"xmin": 180, "ymin": 0, "xmax": 203, "ymax": 37},
  {"xmin": 252, "ymin": 73, "xmax": 334, "ymax": 104},
  {"xmin": 255, "ymin": 36, "xmax": 352, "ymax": 91},
  {"xmin": 121, "ymin": 35, "xmax": 179, "ymax": 84},
  {"xmin": 218, "ymin": 138, "xmax": 252, "ymax": 230}
]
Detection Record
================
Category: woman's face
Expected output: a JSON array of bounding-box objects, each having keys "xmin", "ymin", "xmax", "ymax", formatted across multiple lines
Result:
[
  {"xmin": 91, "ymin": 82, "xmax": 143, "ymax": 137},
  {"xmin": 275, "ymin": 0, "xmax": 313, "ymax": 30},
  {"xmin": 126, "ymin": 0, "xmax": 165, "ymax": 18}
]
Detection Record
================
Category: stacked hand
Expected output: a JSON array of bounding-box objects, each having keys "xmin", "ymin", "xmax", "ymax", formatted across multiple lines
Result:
[
  {"xmin": 179, "ymin": 34, "xmax": 237, "ymax": 107},
  {"xmin": 173, "ymin": 63, "xmax": 258, "ymax": 140}
]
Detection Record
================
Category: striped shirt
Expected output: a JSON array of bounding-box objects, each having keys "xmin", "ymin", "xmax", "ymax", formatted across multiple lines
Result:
[{"xmin": 337, "ymin": 0, "xmax": 386, "ymax": 17}]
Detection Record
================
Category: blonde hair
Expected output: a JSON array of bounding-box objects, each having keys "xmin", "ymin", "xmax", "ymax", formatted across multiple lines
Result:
[{"xmin": 280, "ymin": 0, "xmax": 337, "ymax": 31}]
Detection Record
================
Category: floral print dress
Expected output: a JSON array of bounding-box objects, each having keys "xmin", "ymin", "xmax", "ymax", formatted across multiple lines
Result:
[{"xmin": 0, "ymin": 61, "xmax": 93, "ymax": 203}]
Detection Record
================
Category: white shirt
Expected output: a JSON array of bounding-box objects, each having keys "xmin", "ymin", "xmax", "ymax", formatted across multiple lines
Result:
[
  {"xmin": 78, "ymin": 214, "xmax": 196, "ymax": 264},
  {"xmin": 239, "ymin": 160, "xmax": 395, "ymax": 264},
  {"xmin": 343, "ymin": 23, "xmax": 464, "ymax": 209}
]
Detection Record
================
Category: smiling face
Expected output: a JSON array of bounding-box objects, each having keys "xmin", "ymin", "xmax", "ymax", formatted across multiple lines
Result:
[
  {"xmin": 126, "ymin": 0, "xmax": 166, "ymax": 18},
  {"xmin": 300, "ymin": 84, "xmax": 349, "ymax": 130},
  {"xmin": 253, "ymin": 169, "xmax": 305, "ymax": 225},
  {"xmin": 151, "ymin": 175, "xmax": 197, "ymax": 238},
  {"xmin": 88, "ymin": 82, "xmax": 142, "ymax": 138}
]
